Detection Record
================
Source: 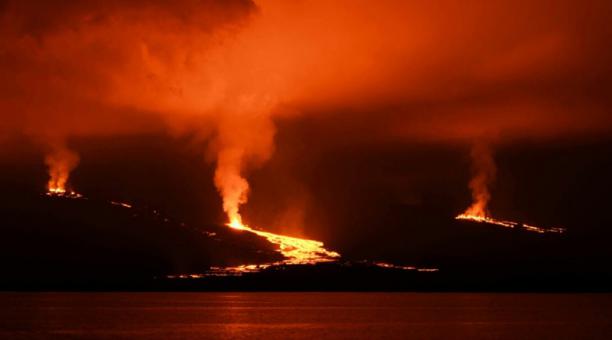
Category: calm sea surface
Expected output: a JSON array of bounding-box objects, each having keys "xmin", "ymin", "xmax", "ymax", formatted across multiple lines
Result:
[{"xmin": 0, "ymin": 293, "xmax": 611, "ymax": 339}]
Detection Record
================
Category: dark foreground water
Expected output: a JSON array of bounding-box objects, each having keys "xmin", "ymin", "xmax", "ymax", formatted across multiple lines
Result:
[{"xmin": 0, "ymin": 293, "xmax": 611, "ymax": 339}]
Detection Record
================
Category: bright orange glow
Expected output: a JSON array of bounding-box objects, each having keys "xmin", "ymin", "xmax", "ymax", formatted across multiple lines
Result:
[
  {"xmin": 227, "ymin": 213, "xmax": 248, "ymax": 231},
  {"xmin": 213, "ymin": 114, "xmax": 338, "ymax": 266},
  {"xmin": 224, "ymin": 218, "xmax": 340, "ymax": 266},
  {"xmin": 44, "ymin": 142, "xmax": 79, "ymax": 197},
  {"xmin": 214, "ymin": 148, "xmax": 251, "ymax": 232},
  {"xmin": 110, "ymin": 201, "xmax": 132, "ymax": 209},
  {"xmin": 47, "ymin": 187, "xmax": 66, "ymax": 195},
  {"xmin": 46, "ymin": 167, "xmax": 70, "ymax": 194},
  {"xmin": 374, "ymin": 262, "xmax": 417, "ymax": 271},
  {"xmin": 455, "ymin": 213, "xmax": 565, "ymax": 234},
  {"xmin": 46, "ymin": 189, "xmax": 83, "ymax": 199},
  {"xmin": 455, "ymin": 213, "xmax": 515, "ymax": 229}
]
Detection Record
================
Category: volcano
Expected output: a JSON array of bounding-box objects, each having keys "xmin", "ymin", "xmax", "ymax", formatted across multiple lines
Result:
[
  {"xmin": 1, "ymin": 191, "xmax": 611, "ymax": 291},
  {"xmin": 0, "ymin": 192, "xmax": 283, "ymax": 289},
  {"xmin": 0, "ymin": 190, "xmax": 448, "ymax": 290},
  {"xmin": 455, "ymin": 214, "xmax": 566, "ymax": 234}
]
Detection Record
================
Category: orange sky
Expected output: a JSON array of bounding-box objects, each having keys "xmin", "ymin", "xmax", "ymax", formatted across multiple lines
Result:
[
  {"xmin": 1, "ymin": 0, "xmax": 610, "ymax": 141},
  {"xmin": 1, "ymin": 0, "xmax": 612, "ymax": 228}
]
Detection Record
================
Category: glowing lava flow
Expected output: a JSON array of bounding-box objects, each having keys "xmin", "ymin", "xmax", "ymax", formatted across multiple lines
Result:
[
  {"xmin": 46, "ymin": 188, "xmax": 83, "ymax": 199},
  {"xmin": 226, "ymin": 218, "xmax": 341, "ymax": 265},
  {"xmin": 455, "ymin": 213, "xmax": 565, "ymax": 234},
  {"xmin": 42, "ymin": 188, "xmax": 436, "ymax": 278}
]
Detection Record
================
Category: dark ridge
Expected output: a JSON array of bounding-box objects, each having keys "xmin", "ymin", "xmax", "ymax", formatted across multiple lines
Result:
[
  {"xmin": 0, "ymin": 192, "xmax": 282, "ymax": 287},
  {"xmin": 1, "ymin": 193, "xmax": 611, "ymax": 291}
]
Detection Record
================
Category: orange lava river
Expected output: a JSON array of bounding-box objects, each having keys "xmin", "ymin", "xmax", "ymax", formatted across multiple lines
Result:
[
  {"xmin": 227, "ymin": 220, "xmax": 341, "ymax": 266},
  {"xmin": 455, "ymin": 213, "xmax": 565, "ymax": 234}
]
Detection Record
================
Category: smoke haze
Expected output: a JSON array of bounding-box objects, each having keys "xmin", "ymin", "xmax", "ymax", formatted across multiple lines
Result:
[{"xmin": 1, "ymin": 0, "xmax": 611, "ymax": 229}]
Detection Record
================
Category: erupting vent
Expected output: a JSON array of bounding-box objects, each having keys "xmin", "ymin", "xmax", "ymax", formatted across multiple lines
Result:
[
  {"xmin": 46, "ymin": 188, "xmax": 83, "ymax": 199},
  {"xmin": 226, "ymin": 220, "xmax": 341, "ymax": 268},
  {"xmin": 455, "ymin": 214, "xmax": 565, "ymax": 234}
]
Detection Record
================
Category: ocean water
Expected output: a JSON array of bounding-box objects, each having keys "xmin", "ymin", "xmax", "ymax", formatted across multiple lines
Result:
[{"xmin": 0, "ymin": 293, "xmax": 611, "ymax": 339}]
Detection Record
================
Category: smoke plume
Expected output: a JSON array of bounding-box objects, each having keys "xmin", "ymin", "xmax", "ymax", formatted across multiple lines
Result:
[
  {"xmin": 212, "ymin": 111, "xmax": 276, "ymax": 226},
  {"xmin": 44, "ymin": 139, "xmax": 79, "ymax": 194},
  {"xmin": 0, "ymin": 0, "xmax": 611, "ymax": 227},
  {"xmin": 462, "ymin": 143, "xmax": 497, "ymax": 218}
]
